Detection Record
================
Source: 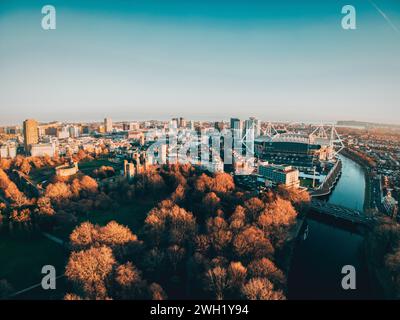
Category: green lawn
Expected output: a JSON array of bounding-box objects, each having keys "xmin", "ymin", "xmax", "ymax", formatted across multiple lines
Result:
[
  {"xmin": 52, "ymin": 199, "xmax": 157, "ymax": 242},
  {"xmin": 78, "ymin": 158, "xmax": 121, "ymax": 175},
  {"xmin": 0, "ymin": 232, "xmax": 67, "ymax": 295},
  {"xmin": 29, "ymin": 166, "xmax": 54, "ymax": 184},
  {"xmin": 300, "ymin": 178, "xmax": 315, "ymax": 188},
  {"xmin": 83, "ymin": 201, "xmax": 155, "ymax": 231},
  {"xmin": 29, "ymin": 158, "xmax": 121, "ymax": 183}
]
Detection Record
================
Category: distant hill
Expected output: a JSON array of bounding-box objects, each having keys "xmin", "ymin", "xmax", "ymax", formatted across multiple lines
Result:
[{"xmin": 337, "ymin": 120, "xmax": 400, "ymax": 129}]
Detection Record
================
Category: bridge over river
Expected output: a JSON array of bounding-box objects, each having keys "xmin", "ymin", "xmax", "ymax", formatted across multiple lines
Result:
[{"xmin": 309, "ymin": 199, "xmax": 375, "ymax": 228}]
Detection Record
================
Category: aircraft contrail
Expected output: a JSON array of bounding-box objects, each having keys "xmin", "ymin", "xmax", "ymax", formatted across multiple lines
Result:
[{"xmin": 368, "ymin": 0, "xmax": 400, "ymax": 33}]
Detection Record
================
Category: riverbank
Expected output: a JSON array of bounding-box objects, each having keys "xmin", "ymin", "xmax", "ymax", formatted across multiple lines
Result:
[
  {"xmin": 288, "ymin": 155, "xmax": 380, "ymax": 299},
  {"xmin": 341, "ymin": 148, "xmax": 374, "ymax": 212},
  {"xmin": 309, "ymin": 159, "xmax": 342, "ymax": 198}
]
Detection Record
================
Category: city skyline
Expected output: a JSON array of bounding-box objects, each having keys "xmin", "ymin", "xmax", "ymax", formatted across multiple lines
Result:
[{"xmin": 1, "ymin": 0, "xmax": 400, "ymax": 126}]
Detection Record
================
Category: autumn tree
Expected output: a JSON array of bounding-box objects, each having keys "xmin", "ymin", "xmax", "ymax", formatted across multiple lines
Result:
[
  {"xmin": 227, "ymin": 261, "xmax": 247, "ymax": 290},
  {"xmin": 113, "ymin": 262, "xmax": 147, "ymax": 299},
  {"xmin": 69, "ymin": 221, "xmax": 139, "ymax": 253},
  {"xmin": 248, "ymin": 258, "xmax": 286, "ymax": 289},
  {"xmin": 206, "ymin": 216, "xmax": 232, "ymax": 254},
  {"xmin": 65, "ymin": 246, "xmax": 116, "ymax": 299},
  {"xmin": 244, "ymin": 197, "xmax": 265, "ymax": 221},
  {"xmin": 45, "ymin": 182, "xmax": 73, "ymax": 202},
  {"xmin": 204, "ymin": 266, "xmax": 228, "ymax": 300},
  {"xmin": 257, "ymin": 198, "xmax": 297, "ymax": 232},
  {"xmin": 149, "ymin": 282, "xmax": 167, "ymax": 300},
  {"xmin": 241, "ymin": 277, "xmax": 285, "ymax": 300},
  {"xmin": 233, "ymin": 226, "xmax": 274, "ymax": 260}
]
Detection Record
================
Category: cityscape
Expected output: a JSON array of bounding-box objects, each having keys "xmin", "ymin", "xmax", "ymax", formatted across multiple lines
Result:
[
  {"xmin": 0, "ymin": 0, "xmax": 400, "ymax": 307},
  {"xmin": 0, "ymin": 117, "xmax": 399, "ymax": 300}
]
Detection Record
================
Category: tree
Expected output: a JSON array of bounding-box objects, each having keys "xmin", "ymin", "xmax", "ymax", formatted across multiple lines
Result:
[
  {"xmin": 149, "ymin": 283, "xmax": 167, "ymax": 300},
  {"xmin": 96, "ymin": 221, "xmax": 138, "ymax": 249},
  {"xmin": 227, "ymin": 261, "xmax": 247, "ymax": 290},
  {"xmin": 212, "ymin": 173, "xmax": 235, "ymax": 193},
  {"xmin": 64, "ymin": 293, "xmax": 83, "ymax": 300},
  {"xmin": 69, "ymin": 221, "xmax": 138, "ymax": 252},
  {"xmin": 171, "ymin": 184, "xmax": 186, "ymax": 203},
  {"xmin": 204, "ymin": 266, "xmax": 228, "ymax": 300},
  {"xmin": 229, "ymin": 205, "xmax": 246, "ymax": 232},
  {"xmin": 144, "ymin": 204, "xmax": 196, "ymax": 247},
  {"xmin": 194, "ymin": 173, "xmax": 213, "ymax": 193},
  {"xmin": 45, "ymin": 182, "xmax": 72, "ymax": 202},
  {"xmin": 206, "ymin": 216, "xmax": 232, "ymax": 254},
  {"xmin": 113, "ymin": 262, "xmax": 147, "ymax": 299},
  {"xmin": 233, "ymin": 226, "xmax": 274, "ymax": 260},
  {"xmin": 167, "ymin": 245, "xmax": 185, "ymax": 272},
  {"xmin": 79, "ymin": 175, "xmax": 99, "ymax": 195},
  {"xmin": 244, "ymin": 197, "xmax": 265, "ymax": 221},
  {"xmin": 19, "ymin": 158, "xmax": 31, "ymax": 175},
  {"xmin": 168, "ymin": 205, "xmax": 196, "ymax": 245},
  {"xmin": 10, "ymin": 208, "xmax": 31, "ymax": 223},
  {"xmin": 70, "ymin": 222, "xmax": 99, "ymax": 250},
  {"xmin": 257, "ymin": 198, "xmax": 297, "ymax": 231},
  {"xmin": 277, "ymin": 185, "xmax": 310, "ymax": 208},
  {"xmin": 202, "ymin": 192, "xmax": 220, "ymax": 216},
  {"xmin": 36, "ymin": 196, "xmax": 55, "ymax": 216},
  {"xmin": 241, "ymin": 278, "xmax": 285, "ymax": 300},
  {"xmin": 65, "ymin": 246, "xmax": 116, "ymax": 299},
  {"xmin": 248, "ymin": 258, "xmax": 286, "ymax": 288},
  {"xmin": 0, "ymin": 169, "xmax": 28, "ymax": 206}
]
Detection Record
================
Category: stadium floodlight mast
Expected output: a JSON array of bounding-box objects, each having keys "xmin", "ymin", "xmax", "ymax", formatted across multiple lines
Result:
[
  {"xmin": 264, "ymin": 122, "xmax": 279, "ymax": 139},
  {"xmin": 310, "ymin": 123, "xmax": 344, "ymax": 158}
]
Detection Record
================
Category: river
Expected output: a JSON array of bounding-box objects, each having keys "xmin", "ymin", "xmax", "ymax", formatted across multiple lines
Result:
[{"xmin": 288, "ymin": 156, "xmax": 379, "ymax": 299}]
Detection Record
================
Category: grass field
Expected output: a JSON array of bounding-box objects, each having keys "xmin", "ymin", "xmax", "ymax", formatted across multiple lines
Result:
[
  {"xmin": 29, "ymin": 166, "xmax": 54, "ymax": 184},
  {"xmin": 78, "ymin": 158, "xmax": 121, "ymax": 175},
  {"xmin": 0, "ymin": 232, "xmax": 67, "ymax": 294},
  {"xmin": 51, "ymin": 199, "xmax": 157, "ymax": 242},
  {"xmin": 29, "ymin": 158, "xmax": 122, "ymax": 184},
  {"xmin": 300, "ymin": 178, "xmax": 315, "ymax": 188}
]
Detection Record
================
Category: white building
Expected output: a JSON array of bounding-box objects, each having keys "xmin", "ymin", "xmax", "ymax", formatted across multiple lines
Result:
[
  {"xmin": 69, "ymin": 126, "xmax": 80, "ymax": 138},
  {"xmin": 0, "ymin": 143, "xmax": 17, "ymax": 159},
  {"xmin": 30, "ymin": 143, "xmax": 56, "ymax": 157},
  {"xmin": 57, "ymin": 127, "xmax": 70, "ymax": 139}
]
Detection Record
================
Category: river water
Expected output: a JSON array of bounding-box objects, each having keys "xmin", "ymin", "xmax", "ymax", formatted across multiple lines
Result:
[{"xmin": 288, "ymin": 156, "xmax": 379, "ymax": 299}]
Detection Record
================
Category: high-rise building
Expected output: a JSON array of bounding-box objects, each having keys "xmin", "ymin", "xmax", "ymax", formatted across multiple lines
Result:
[
  {"xmin": 245, "ymin": 117, "xmax": 261, "ymax": 137},
  {"xmin": 23, "ymin": 119, "xmax": 39, "ymax": 153},
  {"xmin": 104, "ymin": 117, "xmax": 113, "ymax": 133},
  {"xmin": 179, "ymin": 117, "xmax": 186, "ymax": 128},
  {"xmin": 230, "ymin": 118, "xmax": 243, "ymax": 131}
]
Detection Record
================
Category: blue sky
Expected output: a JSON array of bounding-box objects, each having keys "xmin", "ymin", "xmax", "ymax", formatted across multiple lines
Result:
[{"xmin": 0, "ymin": 0, "xmax": 399, "ymax": 125}]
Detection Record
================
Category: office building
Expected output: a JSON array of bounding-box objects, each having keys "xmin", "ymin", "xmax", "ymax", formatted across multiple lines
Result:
[
  {"xmin": 23, "ymin": 119, "xmax": 39, "ymax": 153},
  {"xmin": 104, "ymin": 117, "xmax": 113, "ymax": 133},
  {"xmin": 258, "ymin": 162, "xmax": 300, "ymax": 188}
]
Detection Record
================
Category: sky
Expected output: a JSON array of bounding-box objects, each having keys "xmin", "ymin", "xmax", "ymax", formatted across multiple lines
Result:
[{"xmin": 0, "ymin": 0, "xmax": 399, "ymax": 126}]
